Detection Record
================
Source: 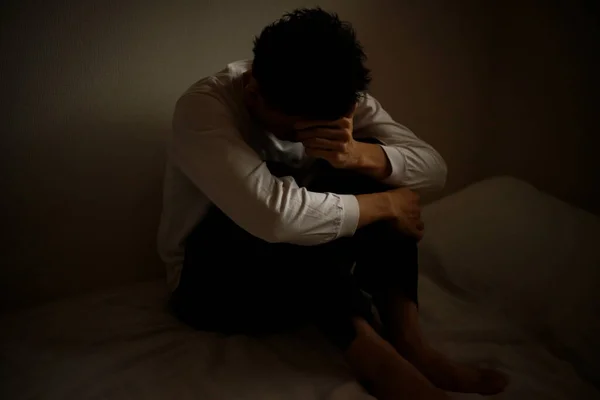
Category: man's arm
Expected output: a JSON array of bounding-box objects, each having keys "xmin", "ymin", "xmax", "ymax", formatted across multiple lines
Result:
[
  {"xmin": 296, "ymin": 95, "xmax": 446, "ymax": 192},
  {"xmin": 356, "ymin": 188, "xmax": 423, "ymax": 239},
  {"xmin": 172, "ymin": 95, "xmax": 416, "ymax": 244},
  {"xmin": 352, "ymin": 94, "xmax": 448, "ymax": 191}
]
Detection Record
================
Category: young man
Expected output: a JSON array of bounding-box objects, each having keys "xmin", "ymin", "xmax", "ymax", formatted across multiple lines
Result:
[{"xmin": 158, "ymin": 8, "xmax": 508, "ymax": 400}]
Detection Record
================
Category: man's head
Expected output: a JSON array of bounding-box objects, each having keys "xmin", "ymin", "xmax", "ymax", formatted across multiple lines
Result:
[{"xmin": 244, "ymin": 8, "xmax": 371, "ymax": 141}]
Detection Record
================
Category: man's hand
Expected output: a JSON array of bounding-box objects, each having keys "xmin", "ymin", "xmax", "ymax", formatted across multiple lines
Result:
[
  {"xmin": 295, "ymin": 115, "xmax": 360, "ymax": 169},
  {"xmin": 386, "ymin": 187, "xmax": 424, "ymax": 241},
  {"xmin": 355, "ymin": 187, "xmax": 424, "ymax": 240},
  {"xmin": 295, "ymin": 111, "xmax": 392, "ymax": 180}
]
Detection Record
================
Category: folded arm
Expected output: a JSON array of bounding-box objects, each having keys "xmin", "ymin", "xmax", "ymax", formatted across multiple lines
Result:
[
  {"xmin": 172, "ymin": 95, "xmax": 402, "ymax": 245},
  {"xmin": 352, "ymin": 95, "xmax": 448, "ymax": 191}
]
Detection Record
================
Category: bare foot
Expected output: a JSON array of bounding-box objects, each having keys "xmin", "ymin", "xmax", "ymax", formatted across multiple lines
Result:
[
  {"xmin": 345, "ymin": 318, "xmax": 450, "ymax": 400},
  {"xmin": 368, "ymin": 357, "xmax": 452, "ymax": 400},
  {"xmin": 394, "ymin": 338, "xmax": 509, "ymax": 395},
  {"xmin": 380, "ymin": 297, "xmax": 509, "ymax": 396}
]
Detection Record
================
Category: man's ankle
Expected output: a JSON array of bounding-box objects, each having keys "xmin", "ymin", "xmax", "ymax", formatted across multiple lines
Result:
[{"xmin": 344, "ymin": 318, "xmax": 393, "ymax": 376}]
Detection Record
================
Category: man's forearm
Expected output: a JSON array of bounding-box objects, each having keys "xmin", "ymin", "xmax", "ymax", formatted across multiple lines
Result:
[{"xmin": 350, "ymin": 142, "xmax": 392, "ymax": 181}]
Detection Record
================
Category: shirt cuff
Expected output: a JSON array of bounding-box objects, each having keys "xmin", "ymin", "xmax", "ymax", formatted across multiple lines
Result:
[
  {"xmin": 380, "ymin": 145, "xmax": 407, "ymax": 187},
  {"xmin": 337, "ymin": 194, "xmax": 360, "ymax": 238}
]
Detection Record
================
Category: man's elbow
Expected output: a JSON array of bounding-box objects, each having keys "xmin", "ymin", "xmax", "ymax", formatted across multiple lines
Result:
[
  {"xmin": 426, "ymin": 153, "xmax": 448, "ymax": 192},
  {"xmin": 258, "ymin": 225, "xmax": 288, "ymax": 244},
  {"xmin": 268, "ymin": 216, "xmax": 305, "ymax": 244},
  {"xmin": 243, "ymin": 211, "xmax": 300, "ymax": 244},
  {"xmin": 244, "ymin": 221, "xmax": 284, "ymax": 244},
  {"xmin": 434, "ymin": 160, "xmax": 448, "ymax": 191},
  {"xmin": 263, "ymin": 214, "xmax": 324, "ymax": 245}
]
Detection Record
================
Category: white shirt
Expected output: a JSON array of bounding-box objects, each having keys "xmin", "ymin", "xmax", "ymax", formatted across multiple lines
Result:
[{"xmin": 158, "ymin": 60, "xmax": 447, "ymax": 291}]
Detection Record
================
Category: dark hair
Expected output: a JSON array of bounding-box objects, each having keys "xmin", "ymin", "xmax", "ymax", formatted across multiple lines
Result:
[{"xmin": 252, "ymin": 8, "xmax": 371, "ymax": 120}]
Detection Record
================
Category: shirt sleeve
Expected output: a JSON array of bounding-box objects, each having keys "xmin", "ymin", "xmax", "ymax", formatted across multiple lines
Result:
[
  {"xmin": 353, "ymin": 94, "xmax": 448, "ymax": 191},
  {"xmin": 170, "ymin": 94, "xmax": 360, "ymax": 245}
]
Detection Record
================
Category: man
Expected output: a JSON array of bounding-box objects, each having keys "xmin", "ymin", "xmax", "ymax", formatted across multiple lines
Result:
[{"xmin": 158, "ymin": 8, "xmax": 508, "ymax": 400}]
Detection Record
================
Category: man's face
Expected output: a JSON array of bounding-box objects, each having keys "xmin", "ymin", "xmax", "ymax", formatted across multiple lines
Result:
[
  {"xmin": 250, "ymin": 95, "xmax": 302, "ymax": 141},
  {"xmin": 243, "ymin": 73, "xmax": 316, "ymax": 142}
]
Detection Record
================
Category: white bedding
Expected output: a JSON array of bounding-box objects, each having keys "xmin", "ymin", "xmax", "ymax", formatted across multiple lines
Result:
[{"xmin": 1, "ymin": 177, "xmax": 598, "ymax": 400}]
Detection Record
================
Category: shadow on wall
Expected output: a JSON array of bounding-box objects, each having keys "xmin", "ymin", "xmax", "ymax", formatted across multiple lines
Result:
[
  {"xmin": 0, "ymin": 120, "xmax": 167, "ymax": 311},
  {"xmin": 483, "ymin": 0, "xmax": 600, "ymax": 214},
  {"xmin": 355, "ymin": 0, "xmax": 493, "ymax": 197}
]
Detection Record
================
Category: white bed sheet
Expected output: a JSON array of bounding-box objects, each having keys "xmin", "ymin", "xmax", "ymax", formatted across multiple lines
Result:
[{"xmin": 0, "ymin": 278, "xmax": 597, "ymax": 400}]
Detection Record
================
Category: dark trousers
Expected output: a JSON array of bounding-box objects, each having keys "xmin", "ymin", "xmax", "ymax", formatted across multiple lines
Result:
[{"xmin": 170, "ymin": 162, "xmax": 419, "ymax": 349}]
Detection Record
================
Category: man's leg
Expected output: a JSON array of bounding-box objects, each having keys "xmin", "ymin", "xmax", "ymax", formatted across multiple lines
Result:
[
  {"xmin": 309, "ymin": 160, "xmax": 507, "ymax": 396},
  {"xmin": 171, "ymin": 182, "xmax": 448, "ymax": 399},
  {"xmin": 170, "ymin": 204, "xmax": 361, "ymax": 336},
  {"xmin": 344, "ymin": 317, "xmax": 449, "ymax": 400},
  {"xmin": 347, "ymin": 200, "xmax": 508, "ymax": 395},
  {"xmin": 306, "ymin": 163, "xmax": 449, "ymax": 399},
  {"xmin": 379, "ymin": 295, "xmax": 509, "ymax": 395}
]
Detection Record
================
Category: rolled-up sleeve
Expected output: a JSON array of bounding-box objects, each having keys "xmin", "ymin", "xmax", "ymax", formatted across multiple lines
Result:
[
  {"xmin": 353, "ymin": 94, "xmax": 448, "ymax": 191},
  {"xmin": 172, "ymin": 94, "xmax": 359, "ymax": 245}
]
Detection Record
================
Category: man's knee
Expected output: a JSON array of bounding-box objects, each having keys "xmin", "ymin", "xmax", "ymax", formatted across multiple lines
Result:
[
  {"xmin": 308, "ymin": 161, "xmax": 392, "ymax": 195},
  {"xmin": 356, "ymin": 220, "xmax": 418, "ymax": 248}
]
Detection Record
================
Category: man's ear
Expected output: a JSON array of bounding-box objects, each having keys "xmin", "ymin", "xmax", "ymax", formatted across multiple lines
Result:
[
  {"xmin": 243, "ymin": 70, "xmax": 259, "ymax": 92},
  {"xmin": 243, "ymin": 77, "xmax": 261, "ymax": 107}
]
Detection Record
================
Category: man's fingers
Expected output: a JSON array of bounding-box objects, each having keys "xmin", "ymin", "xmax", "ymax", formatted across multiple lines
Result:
[
  {"xmin": 296, "ymin": 127, "xmax": 347, "ymax": 141},
  {"xmin": 302, "ymin": 138, "xmax": 345, "ymax": 152},
  {"xmin": 294, "ymin": 116, "xmax": 352, "ymax": 131},
  {"xmin": 304, "ymin": 147, "xmax": 332, "ymax": 160},
  {"xmin": 295, "ymin": 120, "xmax": 338, "ymax": 130},
  {"xmin": 407, "ymin": 220, "xmax": 424, "ymax": 241},
  {"xmin": 402, "ymin": 225, "xmax": 423, "ymax": 241},
  {"xmin": 414, "ymin": 228, "xmax": 424, "ymax": 241},
  {"xmin": 392, "ymin": 215, "xmax": 425, "ymax": 241},
  {"xmin": 407, "ymin": 207, "xmax": 421, "ymax": 219},
  {"xmin": 416, "ymin": 220, "xmax": 425, "ymax": 231}
]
